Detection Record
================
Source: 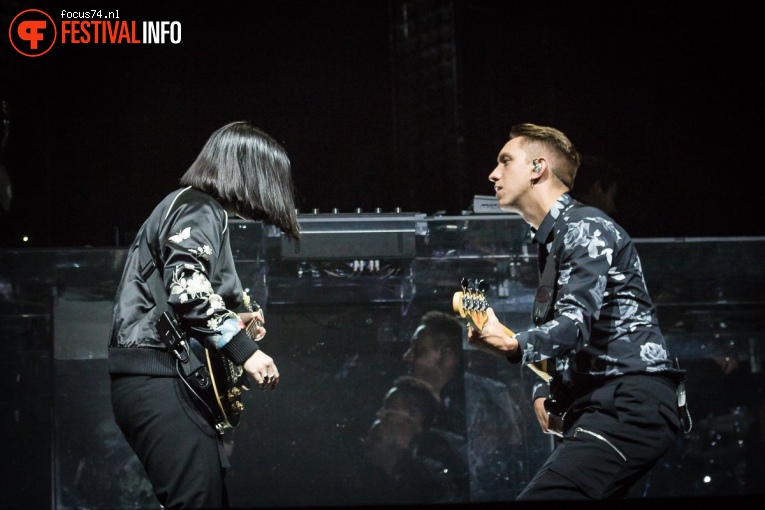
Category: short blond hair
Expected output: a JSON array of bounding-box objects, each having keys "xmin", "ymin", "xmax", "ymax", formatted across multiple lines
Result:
[{"xmin": 509, "ymin": 123, "xmax": 580, "ymax": 188}]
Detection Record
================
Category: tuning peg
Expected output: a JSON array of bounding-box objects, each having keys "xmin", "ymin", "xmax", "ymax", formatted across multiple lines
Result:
[
  {"xmin": 477, "ymin": 279, "xmax": 490, "ymax": 294},
  {"xmin": 461, "ymin": 277, "xmax": 469, "ymax": 290}
]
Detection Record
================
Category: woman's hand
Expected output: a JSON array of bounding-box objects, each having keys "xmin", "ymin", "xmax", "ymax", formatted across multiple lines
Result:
[
  {"xmin": 239, "ymin": 310, "xmax": 266, "ymax": 340},
  {"xmin": 243, "ymin": 350, "xmax": 279, "ymax": 390}
]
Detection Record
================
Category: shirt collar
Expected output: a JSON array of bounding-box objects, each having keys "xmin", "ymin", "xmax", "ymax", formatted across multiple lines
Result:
[{"xmin": 530, "ymin": 193, "xmax": 572, "ymax": 245}]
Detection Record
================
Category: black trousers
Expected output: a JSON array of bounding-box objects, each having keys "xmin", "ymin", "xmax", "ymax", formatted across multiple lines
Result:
[
  {"xmin": 517, "ymin": 374, "xmax": 682, "ymax": 500},
  {"xmin": 111, "ymin": 374, "xmax": 230, "ymax": 509}
]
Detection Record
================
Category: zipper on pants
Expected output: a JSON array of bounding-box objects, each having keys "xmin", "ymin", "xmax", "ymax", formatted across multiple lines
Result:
[{"xmin": 574, "ymin": 427, "xmax": 627, "ymax": 461}]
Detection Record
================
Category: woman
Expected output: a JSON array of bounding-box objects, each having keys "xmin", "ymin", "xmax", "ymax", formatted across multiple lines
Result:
[{"xmin": 108, "ymin": 121, "xmax": 300, "ymax": 508}]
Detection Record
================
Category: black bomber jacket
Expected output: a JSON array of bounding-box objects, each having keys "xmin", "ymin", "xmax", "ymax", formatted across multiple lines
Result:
[{"xmin": 108, "ymin": 186, "xmax": 259, "ymax": 376}]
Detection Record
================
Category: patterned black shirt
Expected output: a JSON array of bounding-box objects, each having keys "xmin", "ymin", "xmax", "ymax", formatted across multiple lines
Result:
[{"xmin": 513, "ymin": 194, "xmax": 682, "ymax": 398}]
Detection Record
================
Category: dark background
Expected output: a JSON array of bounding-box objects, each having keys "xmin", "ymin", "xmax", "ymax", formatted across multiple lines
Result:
[{"xmin": 0, "ymin": 1, "xmax": 761, "ymax": 248}]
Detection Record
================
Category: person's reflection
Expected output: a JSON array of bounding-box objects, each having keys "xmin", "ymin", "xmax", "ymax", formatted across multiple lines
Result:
[
  {"xmin": 359, "ymin": 375, "xmax": 459, "ymax": 504},
  {"xmin": 403, "ymin": 311, "xmax": 468, "ymax": 436},
  {"xmin": 403, "ymin": 310, "xmax": 523, "ymax": 501}
]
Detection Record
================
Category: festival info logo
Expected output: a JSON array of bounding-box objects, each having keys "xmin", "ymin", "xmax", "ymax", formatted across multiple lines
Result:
[
  {"xmin": 9, "ymin": 9, "xmax": 57, "ymax": 57},
  {"xmin": 9, "ymin": 9, "xmax": 181, "ymax": 57}
]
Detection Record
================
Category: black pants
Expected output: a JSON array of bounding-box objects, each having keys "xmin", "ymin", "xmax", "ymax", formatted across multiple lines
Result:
[
  {"xmin": 111, "ymin": 374, "xmax": 229, "ymax": 509},
  {"xmin": 517, "ymin": 374, "xmax": 682, "ymax": 500}
]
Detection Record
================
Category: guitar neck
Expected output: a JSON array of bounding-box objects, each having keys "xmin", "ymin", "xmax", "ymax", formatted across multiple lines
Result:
[
  {"xmin": 500, "ymin": 324, "xmax": 551, "ymax": 383},
  {"xmin": 243, "ymin": 293, "xmax": 263, "ymax": 340},
  {"xmin": 245, "ymin": 318, "xmax": 261, "ymax": 338},
  {"xmin": 528, "ymin": 361, "xmax": 552, "ymax": 382}
]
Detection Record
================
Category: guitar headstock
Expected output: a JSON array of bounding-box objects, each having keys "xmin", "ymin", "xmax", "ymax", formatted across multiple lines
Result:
[
  {"xmin": 242, "ymin": 291, "xmax": 261, "ymax": 314},
  {"xmin": 452, "ymin": 277, "xmax": 490, "ymax": 331},
  {"xmin": 452, "ymin": 278, "xmax": 547, "ymax": 381}
]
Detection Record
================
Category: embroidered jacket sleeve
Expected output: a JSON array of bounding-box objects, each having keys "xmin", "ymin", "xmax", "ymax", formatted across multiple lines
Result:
[
  {"xmin": 514, "ymin": 196, "xmax": 674, "ymax": 383},
  {"xmin": 159, "ymin": 193, "xmax": 258, "ymax": 366}
]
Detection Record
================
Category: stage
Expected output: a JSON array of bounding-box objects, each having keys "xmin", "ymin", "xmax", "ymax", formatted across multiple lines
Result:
[{"xmin": 2, "ymin": 215, "xmax": 763, "ymax": 508}]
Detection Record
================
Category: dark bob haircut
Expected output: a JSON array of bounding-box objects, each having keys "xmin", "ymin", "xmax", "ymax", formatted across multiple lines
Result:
[{"xmin": 180, "ymin": 121, "xmax": 300, "ymax": 239}]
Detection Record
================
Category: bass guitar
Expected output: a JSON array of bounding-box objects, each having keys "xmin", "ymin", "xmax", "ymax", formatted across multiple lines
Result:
[{"xmin": 452, "ymin": 277, "xmax": 570, "ymax": 419}]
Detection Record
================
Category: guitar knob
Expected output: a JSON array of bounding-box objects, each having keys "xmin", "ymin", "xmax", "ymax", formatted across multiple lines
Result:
[
  {"xmin": 229, "ymin": 387, "xmax": 241, "ymax": 397},
  {"xmin": 231, "ymin": 401, "xmax": 244, "ymax": 412}
]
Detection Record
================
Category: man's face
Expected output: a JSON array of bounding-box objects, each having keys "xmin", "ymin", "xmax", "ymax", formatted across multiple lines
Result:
[
  {"xmin": 489, "ymin": 137, "xmax": 532, "ymax": 211},
  {"xmin": 362, "ymin": 409, "xmax": 420, "ymax": 468},
  {"xmin": 382, "ymin": 387, "xmax": 429, "ymax": 427},
  {"xmin": 402, "ymin": 325, "xmax": 442, "ymax": 386}
]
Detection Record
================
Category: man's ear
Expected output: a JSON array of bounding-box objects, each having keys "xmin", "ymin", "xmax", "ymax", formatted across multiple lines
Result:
[{"xmin": 531, "ymin": 157, "xmax": 547, "ymax": 174}]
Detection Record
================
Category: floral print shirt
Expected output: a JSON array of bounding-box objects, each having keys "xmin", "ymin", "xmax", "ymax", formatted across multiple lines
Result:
[{"xmin": 513, "ymin": 194, "xmax": 682, "ymax": 397}]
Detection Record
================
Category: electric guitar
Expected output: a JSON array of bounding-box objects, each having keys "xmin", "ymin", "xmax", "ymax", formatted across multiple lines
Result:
[
  {"xmin": 214, "ymin": 296, "xmax": 263, "ymax": 430},
  {"xmin": 182, "ymin": 296, "xmax": 262, "ymax": 433},
  {"xmin": 453, "ymin": 277, "xmax": 570, "ymax": 418}
]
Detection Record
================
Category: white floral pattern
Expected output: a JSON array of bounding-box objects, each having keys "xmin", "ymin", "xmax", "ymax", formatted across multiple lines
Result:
[
  {"xmin": 170, "ymin": 265, "xmax": 227, "ymax": 314},
  {"xmin": 589, "ymin": 275, "xmax": 607, "ymax": 304},
  {"xmin": 189, "ymin": 245, "xmax": 213, "ymax": 260},
  {"xmin": 558, "ymin": 266, "xmax": 572, "ymax": 285},
  {"xmin": 549, "ymin": 199, "xmax": 566, "ymax": 219},
  {"xmin": 640, "ymin": 342, "xmax": 669, "ymax": 372}
]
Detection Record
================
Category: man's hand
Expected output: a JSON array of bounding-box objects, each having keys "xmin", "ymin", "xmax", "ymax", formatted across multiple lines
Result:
[
  {"xmin": 466, "ymin": 307, "xmax": 518, "ymax": 358},
  {"xmin": 534, "ymin": 397, "xmax": 562, "ymax": 437}
]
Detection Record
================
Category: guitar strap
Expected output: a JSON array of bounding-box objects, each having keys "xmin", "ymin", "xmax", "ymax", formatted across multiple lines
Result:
[
  {"xmin": 137, "ymin": 191, "xmax": 212, "ymax": 395},
  {"xmin": 531, "ymin": 247, "xmax": 556, "ymax": 327},
  {"xmin": 531, "ymin": 201, "xmax": 582, "ymax": 326}
]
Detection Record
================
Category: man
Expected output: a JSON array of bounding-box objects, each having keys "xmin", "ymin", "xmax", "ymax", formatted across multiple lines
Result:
[
  {"xmin": 358, "ymin": 375, "xmax": 453, "ymax": 504},
  {"xmin": 404, "ymin": 311, "xmax": 468, "ymax": 437},
  {"xmin": 404, "ymin": 310, "xmax": 523, "ymax": 501},
  {"xmin": 467, "ymin": 123, "xmax": 687, "ymax": 500},
  {"xmin": 109, "ymin": 121, "xmax": 300, "ymax": 508}
]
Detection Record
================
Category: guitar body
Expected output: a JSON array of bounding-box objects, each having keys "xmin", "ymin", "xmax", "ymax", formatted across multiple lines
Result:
[
  {"xmin": 203, "ymin": 345, "xmax": 248, "ymax": 429},
  {"xmin": 157, "ymin": 295, "xmax": 262, "ymax": 433},
  {"xmin": 543, "ymin": 372, "xmax": 575, "ymax": 419},
  {"xmin": 186, "ymin": 299, "xmax": 263, "ymax": 433},
  {"xmin": 184, "ymin": 337, "xmax": 248, "ymax": 432}
]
